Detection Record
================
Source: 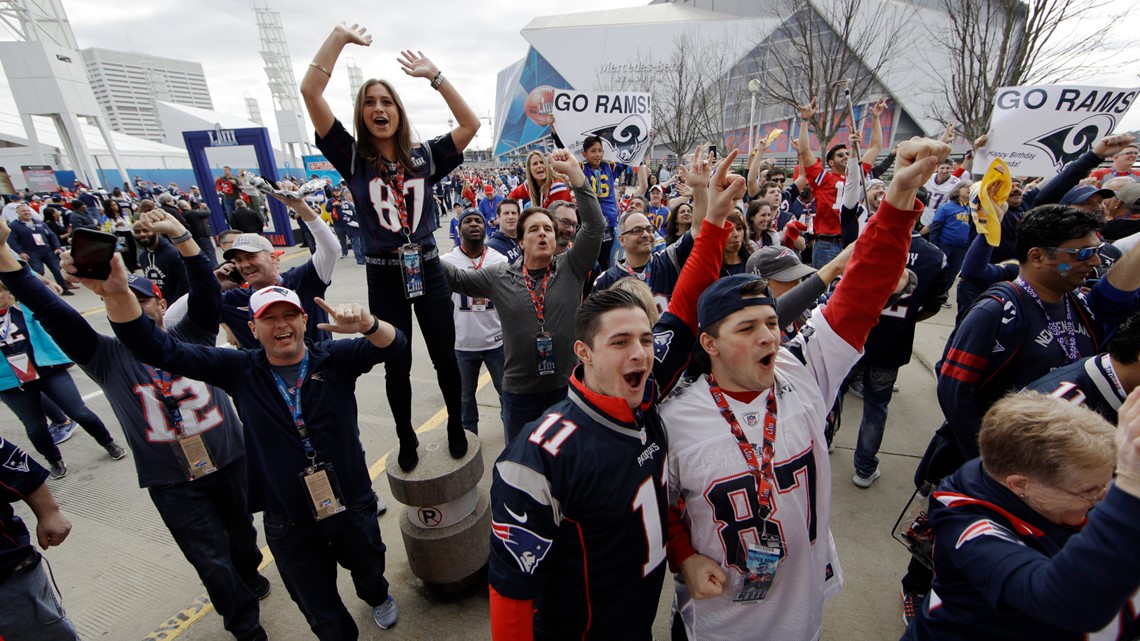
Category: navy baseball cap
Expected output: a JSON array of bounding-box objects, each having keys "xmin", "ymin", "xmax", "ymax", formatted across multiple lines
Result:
[
  {"xmin": 127, "ymin": 274, "xmax": 163, "ymax": 300},
  {"xmin": 458, "ymin": 208, "xmax": 483, "ymax": 225},
  {"xmin": 697, "ymin": 274, "xmax": 777, "ymax": 332},
  {"xmin": 1060, "ymin": 185, "xmax": 1114, "ymax": 206}
]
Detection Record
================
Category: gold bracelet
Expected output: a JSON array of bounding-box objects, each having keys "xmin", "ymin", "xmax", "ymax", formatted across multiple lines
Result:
[{"xmin": 309, "ymin": 62, "xmax": 332, "ymax": 77}]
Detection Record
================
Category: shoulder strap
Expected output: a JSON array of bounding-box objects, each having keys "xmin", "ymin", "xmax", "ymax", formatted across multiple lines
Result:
[{"xmin": 933, "ymin": 491, "xmax": 1046, "ymax": 537}]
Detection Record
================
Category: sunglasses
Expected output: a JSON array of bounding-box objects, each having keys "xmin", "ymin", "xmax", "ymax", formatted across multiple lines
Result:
[{"xmin": 1046, "ymin": 243, "xmax": 1103, "ymax": 262}]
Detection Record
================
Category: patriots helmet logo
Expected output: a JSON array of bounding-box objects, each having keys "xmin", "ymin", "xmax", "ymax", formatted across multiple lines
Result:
[
  {"xmin": 585, "ymin": 115, "xmax": 649, "ymax": 164},
  {"xmin": 493, "ymin": 520, "xmax": 554, "ymax": 575},
  {"xmin": 653, "ymin": 329, "xmax": 674, "ymax": 363},
  {"xmin": 1026, "ymin": 114, "xmax": 1116, "ymax": 171}
]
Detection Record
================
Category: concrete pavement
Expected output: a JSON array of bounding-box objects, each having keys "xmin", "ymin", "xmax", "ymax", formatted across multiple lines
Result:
[{"xmin": 5, "ymin": 227, "xmax": 963, "ymax": 640}]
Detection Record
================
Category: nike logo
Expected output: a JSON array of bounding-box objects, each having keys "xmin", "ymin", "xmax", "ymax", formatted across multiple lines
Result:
[
  {"xmin": 237, "ymin": 306, "xmax": 249, "ymax": 311},
  {"xmin": 504, "ymin": 506, "xmax": 528, "ymax": 523}
]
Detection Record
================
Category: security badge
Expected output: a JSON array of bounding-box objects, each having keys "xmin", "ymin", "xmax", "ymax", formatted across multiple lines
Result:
[
  {"xmin": 471, "ymin": 297, "xmax": 488, "ymax": 312},
  {"xmin": 535, "ymin": 332, "xmax": 555, "ymax": 376},
  {"xmin": 161, "ymin": 396, "xmax": 217, "ymax": 480},
  {"xmin": 300, "ymin": 462, "xmax": 346, "ymax": 520},
  {"xmin": 401, "ymin": 243, "xmax": 424, "ymax": 299}
]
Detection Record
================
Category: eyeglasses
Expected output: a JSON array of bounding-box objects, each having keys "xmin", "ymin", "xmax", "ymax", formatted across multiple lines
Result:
[
  {"xmin": 1053, "ymin": 481, "xmax": 1110, "ymax": 505},
  {"xmin": 1046, "ymin": 243, "xmax": 1103, "ymax": 262},
  {"xmin": 832, "ymin": 151, "xmax": 850, "ymax": 159},
  {"xmin": 556, "ymin": 218, "xmax": 579, "ymax": 230},
  {"xmin": 621, "ymin": 224, "xmax": 657, "ymax": 237}
]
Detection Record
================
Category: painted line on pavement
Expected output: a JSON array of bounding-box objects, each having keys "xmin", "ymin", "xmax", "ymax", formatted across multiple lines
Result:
[{"xmin": 142, "ymin": 371, "xmax": 492, "ymax": 640}]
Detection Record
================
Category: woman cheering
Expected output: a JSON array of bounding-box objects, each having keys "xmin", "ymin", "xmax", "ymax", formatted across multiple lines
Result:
[{"xmin": 302, "ymin": 23, "xmax": 478, "ymax": 470}]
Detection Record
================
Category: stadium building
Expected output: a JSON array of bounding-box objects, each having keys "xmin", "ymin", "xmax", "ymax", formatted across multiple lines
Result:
[{"xmin": 493, "ymin": 0, "xmax": 992, "ymax": 163}]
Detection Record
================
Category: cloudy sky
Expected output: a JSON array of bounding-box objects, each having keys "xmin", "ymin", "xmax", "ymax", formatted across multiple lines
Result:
[{"xmin": 31, "ymin": 0, "xmax": 1140, "ymax": 151}]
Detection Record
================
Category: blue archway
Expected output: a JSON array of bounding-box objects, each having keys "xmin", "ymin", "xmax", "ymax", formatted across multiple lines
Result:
[{"xmin": 182, "ymin": 126, "xmax": 294, "ymax": 246}]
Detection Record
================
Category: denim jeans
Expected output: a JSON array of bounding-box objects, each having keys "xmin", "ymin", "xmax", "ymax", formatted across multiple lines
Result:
[
  {"xmin": 0, "ymin": 556, "xmax": 78, "ymax": 641},
  {"xmin": 811, "ymin": 238, "xmax": 843, "ymax": 269},
  {"xmin": 147, "ymin": 459, "xmax": 264, "ymax": 640},
  {"xmin": 26, "ymin": 252, "xmax": 67, "ymax": 289},
  {"xmin": 0, "ymin": 367, "xmax": 114, "ymax": 463},
  {"xmin": 937, "ymin": 243, "xmax": 969, "ymax": 297},
  {"xmin": 42, "ymin": 394, "xmax": 67, "ymax": 425},
  {"xmin": 334, "ymin": 225, "xmax": 349, "ymax": 256},
  {"xmin": 501, "ymin": 387, "xmax": 568, "ymax": 445},
  {"xmin": 262, "ymin": 497, "xmax": 388, "ymax": 641},
  {"xmin": 346, "ymin": 227, "xmax": 364, "ymax": 264},
  {"xmin": 853, "ymin": 365, "xmax": 900, "ymax": 478},
  {"xmin": 455, "ymin": 347, "xmax": 505, "ymax": 434},
  {"xmin": 366, "ymin": 258, "xmax": 463, "ymax": 451}
]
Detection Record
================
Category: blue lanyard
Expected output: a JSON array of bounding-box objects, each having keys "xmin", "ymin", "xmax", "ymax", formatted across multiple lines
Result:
[
  {"xmin": 144, "ymin": 364, "xmax": 185, "ymax": 434},
  {"xmin": 1016, "ymin": 277, "xmax": 1079, "ymax": 363},
  {"xmin": 271, "ymin": 352, "xmax": 315, "ymax": 460}
]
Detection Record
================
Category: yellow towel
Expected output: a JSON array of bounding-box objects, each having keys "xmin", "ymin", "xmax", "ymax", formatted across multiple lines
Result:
[{"xmin": 970, "ymin": 159, "xmax": 1012, "ymax": 247}]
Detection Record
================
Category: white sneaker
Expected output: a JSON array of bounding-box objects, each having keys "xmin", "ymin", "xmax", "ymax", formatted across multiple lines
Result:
[
  {"xmin": 373, "ymin": 595, "xmax": 398, "ymax": 630},
  {"xmin": 852, "ymin": 468, "xmax": 881, "ymax": 488}
]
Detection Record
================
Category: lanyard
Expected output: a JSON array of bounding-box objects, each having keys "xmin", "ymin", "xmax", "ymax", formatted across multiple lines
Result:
[
  {"xmin": 707, "ymin": 374, "xmax": 778, "ymax": 517},
  {"xmin": 144, "ymin": 365, "xmax": 186, "ymax": 435},
  {"xmin": 1016, "ymin": 277, "xmax": 1079, "ymax": 363},
  {"xmin": 523, "ymin": 266, "xmax": 552, "ymax": 327},
  {"xmin": 1100, "ymin": 353, "xmax": 1127, "ymax": 399},
  {"xmin": 271, "ymin": 352, "xmax": 316, "ymax": 460},
  {"xmin": 388, "ymin": 162, "xmax": 411, "ymax": 238},
  {"xmin": 620, "ymin": 260, "xmax": 650, "ymax": 282},
  {"xmin": 461, "ymin": 245, "xmax": 487, "ymax": 270}
]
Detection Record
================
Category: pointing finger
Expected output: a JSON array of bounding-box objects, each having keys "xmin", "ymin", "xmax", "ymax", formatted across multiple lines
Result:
[{"xmin": 313, "ymin": 296, "xmax": 336, "ymax": 314}]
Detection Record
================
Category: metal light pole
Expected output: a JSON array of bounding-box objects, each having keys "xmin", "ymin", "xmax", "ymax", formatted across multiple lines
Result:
[{"xmin": 747, "ymin": 79, "xmax": 761, "ymax": 153}]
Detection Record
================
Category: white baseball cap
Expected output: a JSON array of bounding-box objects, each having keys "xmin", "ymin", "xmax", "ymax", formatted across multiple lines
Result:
[
  {"xmin": 223, "ymin": 234, "xmax": 275, "ymax": 260},
  {"xmin": 249, "ymin": 286, "xmax": 304, "ymax": 319}
]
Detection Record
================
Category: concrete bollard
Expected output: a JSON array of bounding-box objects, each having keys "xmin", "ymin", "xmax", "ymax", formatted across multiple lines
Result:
[{"xmin": 386, "ymin": 430, "xmax": 488, "ymax": 587}]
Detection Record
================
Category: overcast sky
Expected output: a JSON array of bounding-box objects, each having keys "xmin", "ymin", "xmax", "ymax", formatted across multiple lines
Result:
[{"xmin": 46, "ymin": 0, "xmax": 1140, "ymax": 150}]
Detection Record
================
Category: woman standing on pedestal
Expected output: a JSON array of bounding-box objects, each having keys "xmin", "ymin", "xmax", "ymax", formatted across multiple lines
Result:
[{"xmin": 302, "ymin": 23, "xmax": 478, "ymax": 470}]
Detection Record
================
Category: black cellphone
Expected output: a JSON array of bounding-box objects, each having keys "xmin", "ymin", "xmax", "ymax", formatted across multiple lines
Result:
[
  {"xmin": 709, "ymin": 144, "xmax": 718, "ymax": 159},
  {"xmin": 222, "ymin": 260, "xmax": 245, "ymax": 285},
  {"xmin": 70, "ymin": 228, "xmax": 118, "ymax": 280}
]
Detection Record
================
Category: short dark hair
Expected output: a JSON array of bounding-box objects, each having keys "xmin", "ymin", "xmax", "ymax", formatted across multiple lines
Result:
[
  {"xmin": 1015, "ymin": 205, "xmax": 1103, "ymax": 263},
  {"xmin": 497, "ymin": 198, "xmax": 520, "ymax": 216},
  {"xmin": 825, "ymin": 144, "xmax": 848, "ymax": 163},
  {"xmin": 583, "ymin": 135, "xmax": 604, "ymax": 153},
  {"xmin": 518, "ymin": 207, "xmax": 555, "ymax": 236},
  {"xmin": 1110, "ymin": 314, "xmax": 1140, "ymax": 365},
  {"xmin": 575, "ymin": 288, "xmax": 647, "ymax": 348}
]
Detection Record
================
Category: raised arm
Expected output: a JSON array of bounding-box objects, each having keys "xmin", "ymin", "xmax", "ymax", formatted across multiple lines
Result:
[
  {"xmin": 398, "ymin": 50, "xmax": 479, "ymax": 153},
  {"xmin": 550, "ymin": 150, "xmax": 604, "ymax": 276},
  {"xmin": 860, "ymin": 98, "xmax": 887, "ymax": 166},
  {"xmin": 301, "ymin": 24, "xmax": 372, "ymax": 139},
  {"xmin": 631, "ymin": 163, "xmax": 649, "ymax": 198},
  {"xmin": 796, "ymin": 98, "xmax": 819, "ymax": 169},
  {"xmin": 746, "ymin": 138, "xmax": 771, "ymax": 199},
  {"xmin": 681, "ymin": 145, "xmax": 711, "ymax": 238}
]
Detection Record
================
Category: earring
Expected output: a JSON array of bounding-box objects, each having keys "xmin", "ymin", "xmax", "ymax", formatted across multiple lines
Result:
[{"xmin": 1018, "ymin": 493, "xmax": 1027, "ymax": 498}]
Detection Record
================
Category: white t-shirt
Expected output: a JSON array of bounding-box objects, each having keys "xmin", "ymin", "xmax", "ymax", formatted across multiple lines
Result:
[
  {"xmin": 661, "ymin": 308, "xmax": 855, "ymax": 641},
  {"xmin": 440, "ymin": 245, "xmax": 507, "ymax": 351}
]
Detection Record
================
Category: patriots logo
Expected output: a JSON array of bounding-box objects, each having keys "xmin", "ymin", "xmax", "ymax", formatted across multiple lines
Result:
[
  {"xmin": 1026, "ymin": 114, "xmax": 1116, "ymax": 172},
  {"xmin": 584, "ymin": 115, "xmax": 649, "ymax": 164},
  {"xmin": 2, "ymin": 444, "xmax": 30, "ymax": 473},
  {"xmin": 492, "ymin": 520, "xmax": 554, "ymax": 575},
  {"xmin": 954, "ymin": 519, "xmax": 1024, "ymax": 549},
  {"xmin": 653, "ymin": 330, "xmax": 674, "ymax": 363}
]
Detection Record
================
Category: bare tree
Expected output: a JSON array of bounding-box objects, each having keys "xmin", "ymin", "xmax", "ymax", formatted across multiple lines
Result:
[
  {"xmin": 932, "ymin": 0, "xmax": 1138, "ymax": 140},
  {"xmin": 748, "ymin": 0, "xmax": 910, "ymax": 149},
  {"xmin": 649, "ymin": 31, "xmax": 715, "ymax": 162}
]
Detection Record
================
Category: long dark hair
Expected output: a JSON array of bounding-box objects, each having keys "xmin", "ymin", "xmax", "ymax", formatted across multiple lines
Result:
[
  {"xmin": 353, "ymin": 79, "xmax": 417, "ymax": 180},
  {"xmin": 664, "ymin": 201, "xmax": 692, "ymax": 245}
]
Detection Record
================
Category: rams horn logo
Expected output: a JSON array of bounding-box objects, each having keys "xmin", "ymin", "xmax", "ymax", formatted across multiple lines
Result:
[
  {"xmin": 1026, "ymin": 114, "xmax": 1116, "ymax": 172},
  {"xmin": 584, "ymin": 115, "xmax": 650, "ymax": 164}
]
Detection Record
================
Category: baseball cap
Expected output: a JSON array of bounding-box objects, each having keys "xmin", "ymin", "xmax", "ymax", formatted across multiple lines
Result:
[
  {"xmin": 50, "ymin": 194, "xmax": 62, "ymax": 202},
  {"xmin": 1115, "ymin": 183, "xmax": 1140, "ymax": 211},
  {"xmin": 1060, "ymin": 185, "xmax": 1114, "ymax": 206},
  {"xmin": 697, "ymin": 274, "xmax": 777, "ymax": 332},
  {"xmin": 249, "ymin": 285, "xmax": 304, "ymax": 319},
  {"xmin": 126, "ymin": 274, "xmax": 163, "ymax": 300},
  {"xmin": 484, "ymin": 185, "xmax": 494, "ymax": 194},
  {"xmin": 746, "ymin": 246, "xmax": 817, "ymax": 282},
  {"xmin": 223, "ymin": 234, "xmax": 275, "ymax": 259},
  {"xmin": 458, "ymin": 207, "xmax": 484, "ymax": 225}
]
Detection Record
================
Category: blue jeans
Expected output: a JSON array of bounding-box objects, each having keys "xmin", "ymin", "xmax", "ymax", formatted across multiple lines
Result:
[
  {"xmin": 147, "ymin": 459, "xmax": 264, "ymax": 640},
  {"xmin": 456, "ymin": 347, "xmax": 505, "ymax": 434},
  {"xmin": 26, "ymin": 252, "xmax": 67, "ymax": 289},
  {"xmin": 0, "ymin": 367, "xmax": 114, "ymax": 463},
  {"xmin": 346, "ymin": 227, "xmax": 364, "ymax": 264},
  {"xmin": 501, "ymin": 387, "xmax": 568, "ymax": 445},
  {"xmin": 262, "ymin": 497, "xmax": 388, "ymax": 641},
  {"xmin": 0, "ymin": 556, "xmax": 78, "ymax": 641},
  {"xmin": 334, "ymin": 225, "xmax": 349, "ymax": 256},
  {"xmin": 938, "ymin": 243, "xmax": 969, "ymax": 297},
  {"xmin": 853, "ymin": 365, "xmax": 900, "ymax": 478},
  {"xmin": 811, "ymin": 238, "xmax": 843, "ymax": 269}
]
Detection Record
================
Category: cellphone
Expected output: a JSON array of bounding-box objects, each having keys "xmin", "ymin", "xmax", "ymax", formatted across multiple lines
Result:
[
  {"xmin": 69, "ymin": 228, "xmax": 118, "ymax": 280},
  {"xmin": 709, "ymin": 145, "xmax": 718, "ymax": 159},
  {"xmin": 222, "ymin": 261, "xmax": 245, "ymax": 285}
]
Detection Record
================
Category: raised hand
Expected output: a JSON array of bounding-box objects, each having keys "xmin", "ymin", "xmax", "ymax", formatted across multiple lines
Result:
[
  {"xmin": 1094, "ymin": 134, "xmax": 1137, "ymax": 159},
  {"xmin": 871, "ymin": 97, "xmax": 889, "ymax": 117},
  {"xmin": 334, "ymin": 23, "xmax": 371, "ymax": 47},
  {"xmin": 549, "ymin": 149, "xmax": 585, "ymax": 188},
  {"xmin": 314, "ymin": 296, "xmax": 374, "ymax": 334},
  {"xmin": 885, "ymin": 137, "xmax": 952, "ymax": 208},
  {"xmin": 798, "ymin": 97, "xmax": 818, "ymax": 120},
  {"xmin": 139, "ymin": 209, "xmax": 186, "ymax": 238},
  {"xmin": 680, "ymin": 145, "xmax": 712, "ymax": 191},
  {"xmin": 709, "ymin": 148, "xmax": 745, "ymax": 220},
  {"xmin": 940, "ymin": 121, "xmax": 957, "ymax": 144},
  {"xmin": 398, "ymin": 50, "xmax": 439, "ymax": 81}
]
